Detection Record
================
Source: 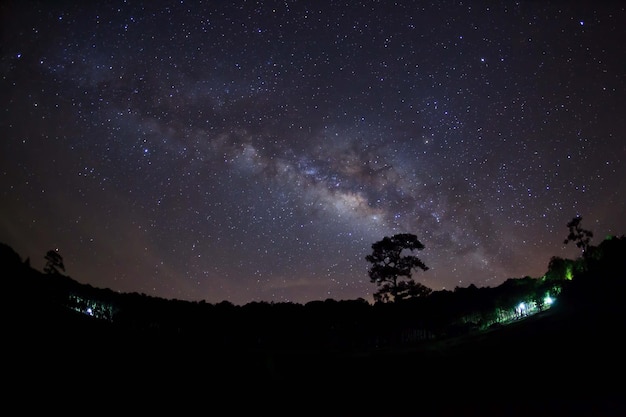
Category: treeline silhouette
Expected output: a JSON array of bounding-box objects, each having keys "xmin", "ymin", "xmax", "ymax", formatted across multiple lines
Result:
[
  {"xmin": 5, "ymin": 235, "xmax": 625, "ymax": 346},
  {"xmin": 4, "ymin": 234, "xmax": 626, "ymax": 416}
]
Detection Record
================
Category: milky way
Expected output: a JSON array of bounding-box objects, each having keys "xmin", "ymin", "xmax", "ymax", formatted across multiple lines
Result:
[{"xmin": 2, "ymin": 1, "xmax": 625, "ymax": 305}]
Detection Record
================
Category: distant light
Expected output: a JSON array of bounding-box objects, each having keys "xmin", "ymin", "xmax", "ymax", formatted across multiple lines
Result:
[
  {"xmin": 86, "ymin": 307, "xmax": 93, "ymax": 316},
  {"xmin": 545, "ymin": 296, "xmax": 553, "ymax": 305}
]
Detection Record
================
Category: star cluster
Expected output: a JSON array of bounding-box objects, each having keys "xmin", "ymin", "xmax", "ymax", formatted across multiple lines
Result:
[{"xmin": 2, "ymin": 1, "xmax": 625, "ymax": 305}]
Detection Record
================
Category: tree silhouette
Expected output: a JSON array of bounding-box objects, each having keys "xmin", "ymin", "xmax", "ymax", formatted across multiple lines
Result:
[
  {"xmin": 366, "ymin": 233, "xmax": 430, "ymax": 303},
  {"xmin": 545, "ymin": 256, "xmax": 577, "ymax": 281},
  {"xmin": 44, "ymin": 249, "xmax": 65, "ymax": 274},
  {"xmin": 564, "ymin": 215, "xmax": 594, "ymax": 254}
]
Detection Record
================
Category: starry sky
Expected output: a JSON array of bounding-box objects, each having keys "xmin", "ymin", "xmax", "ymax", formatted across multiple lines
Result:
[{"xmin": 2, "ymin": 1, "xmax": 625, "ymax": 306}]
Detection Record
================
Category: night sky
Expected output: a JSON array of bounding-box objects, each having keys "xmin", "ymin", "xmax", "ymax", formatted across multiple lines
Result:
[{"xmin": 2, "ymin": 1, "xmax": 625, "ymax": 306}]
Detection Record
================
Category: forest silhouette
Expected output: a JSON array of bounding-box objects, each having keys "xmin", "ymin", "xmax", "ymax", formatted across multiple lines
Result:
[{"xmin": 4, "ymin": 220, "xmax": 626, "ymax": 416}]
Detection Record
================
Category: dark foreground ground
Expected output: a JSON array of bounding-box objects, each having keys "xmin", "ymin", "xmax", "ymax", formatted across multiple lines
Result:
[{"xmin": 7, "ymin": 302, "xmax": 626, "ymax": 417}]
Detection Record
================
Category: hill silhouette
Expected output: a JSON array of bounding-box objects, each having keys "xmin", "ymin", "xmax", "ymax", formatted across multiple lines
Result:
[{"xmin": 3, "ymin": 236, "xmax": 626, "ymax": 416}]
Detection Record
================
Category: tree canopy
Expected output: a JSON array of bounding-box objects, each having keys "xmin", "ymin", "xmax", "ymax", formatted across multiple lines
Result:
[
  {"xmin": 564, "ymin": 215, "xmax": 594, "ymax": 254},
  {"xmin": 44, "ymin": 249, "xmax": 65, "ymax": 275}
]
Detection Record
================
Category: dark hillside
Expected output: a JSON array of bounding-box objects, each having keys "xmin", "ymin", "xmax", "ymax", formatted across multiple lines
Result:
[{"xmin": 3, "ymin": 240, "xmax": 626, "ymax": 416}]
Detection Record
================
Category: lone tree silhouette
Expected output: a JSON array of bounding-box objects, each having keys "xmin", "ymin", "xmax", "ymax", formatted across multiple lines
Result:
[
  {"xmin": 564, "ymin": 215, "xmax": 594, "ymax": 255},
  {"xmin": 44, "ymin": 249, "xmax": 65, "ymax": 275},
  {"xmin": 366, "ymin": 233, "xmax": 430, "ymax": 303}
]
